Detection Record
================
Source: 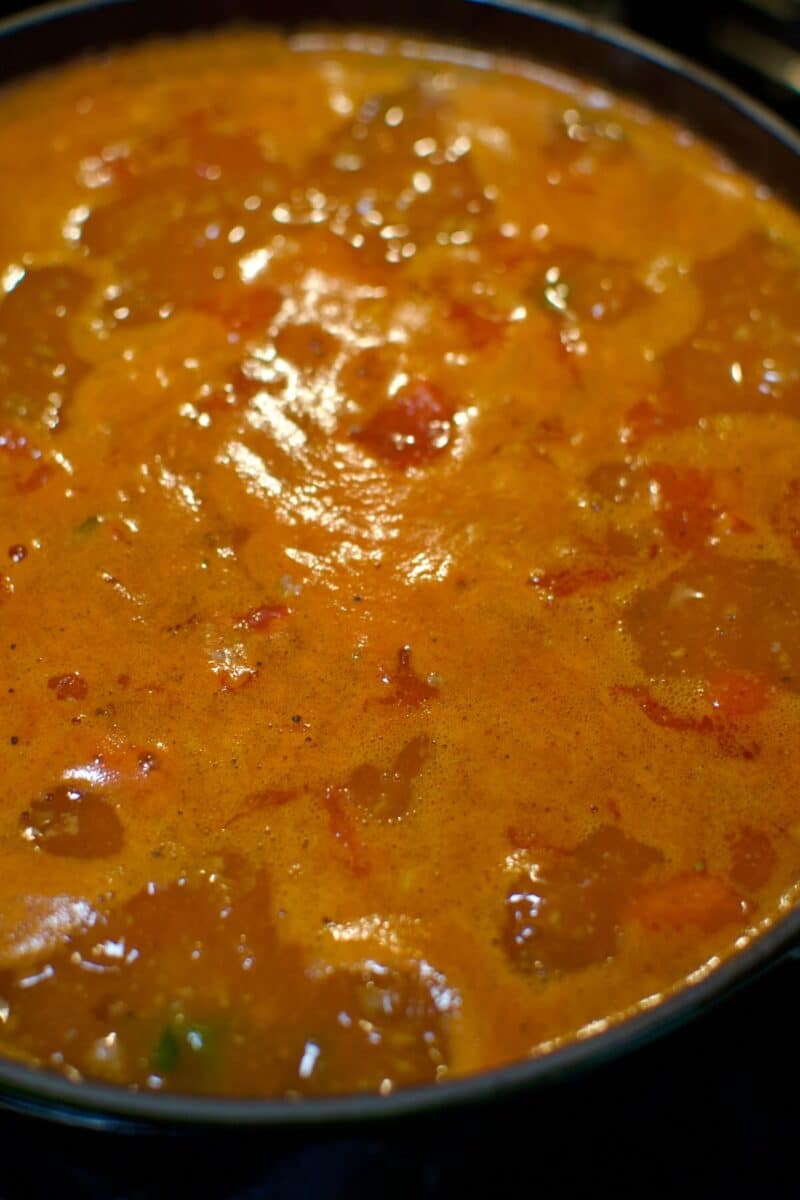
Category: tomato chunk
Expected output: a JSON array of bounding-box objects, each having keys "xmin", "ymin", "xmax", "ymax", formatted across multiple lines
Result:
[
  {"xmin": 613, "ymin": 684, "xmax": 762, "ymax": 759},
  {"xmin": 649, "ymin": 465, "xmax": 715, "ymax": 550},
  {"xmin": 528, "ymin": 564, "xmax": 619, "ymax": 598},
  {"xmin": 224, "ymin": 789, "xmax": 297, "ymax": 830},
  {"xmin": 613, "ymin": 685, "xmax": 713, "ymax": 735},
  {"xmin": 704, "ymin": 670, "xmax": 770, "ymax": 718},
  {"xmin": 379, "ymin": 646, "xmax": 439, "ymax": 707},
  {"xmin": 352, "ymin": 381, "xmax": 454, "ymax": 468},
  {"xmin": 237, "ymin": 603, "xmax": 290, "ymax": 631},
  {"xmin": 619, "ymin": 398, "xmax": 681, "ymax": 447},
  {"xmin": 448, "ymin": 300, "xmax": 505, "ymax": 349},
  {"xmin": 217, "ymin": 668, "xmax": 259, "ymax": 694},
  {"xmin": 47, "ymin": 672, "xmax": 88, "ymax": 701},
  {"xmin": 15, "ymin": 462, "xmax": 52, "ymax": 494},
  {"xmin": 322, "ymin": 787, "xmax": 370, "ymax": 877},
  {"xmin": 206, "ymin": 286, "xmax": 281, "ymax": 338}
]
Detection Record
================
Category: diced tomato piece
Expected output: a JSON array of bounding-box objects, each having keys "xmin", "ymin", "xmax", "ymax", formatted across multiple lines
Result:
[
  {"xmin": 237, "ymin": 603, "xmax": 290, "ymax": 631},
  {"xmin": 209, "ymin": 635, "xmax": 262, "ymax": 694},
  {"xmin": 1, "ymin": 427, "xmax": 52, "ymax": 494},
  {"xmin": 612, "ymin": 683, "xmax": 760, "ymax": 757},
  {"xmin": 206, "ymin": 285, "xmax": 281, "ymax": 337},
  {"xmin": 586, "ymin": 461, "xmax": 641, "ymax": 505},
  {"xmin": 217, "ymin": 668, "xmax": 259, "ymax": 693},
  {"xmin": 467, "ymin": 229, "xmax": 531, "ymax": 273},
  {"xmin": 16, "ymin": 462, "xmax": 52, "ymax": 494},
  {"xmin": 613, "ymin": 684, "xmax": 713, "ymax": 734},
  {"xmin": 649, "ymin": 465, "xmax": 715, "ymax": 549},
  {"xmin": 647, "ymin": 465, "xmax": 752, "ymax": 550},
  {"xmin": 48, "ymin": 673, "xmax": 88, "ymax": 701},
  {"xmin": 100, "ymin": 519, "xmax": 132, "ymax": 545},
  {"xmin": 528, "ymin": 565, "xmax": 619, "ymax": 598},
  {"xmin": 704, "ymin": 670, "xmax": 770, "ymax": 718},
  {"xmin": 224, "ymin": 788, "xmax": 297, "ymax": 829},
  {"xmin": 379, "ymin": 646, "xmax": 438, "ymax": 707},
  {"xmin": 352, "ymin": 381, "xmax": 454, "ymax": 468},
  {"xmin": 323, "ymin": 787, "xmax": 370, "ymax": 877},
  {"xmin": 535, "ymin": 416, "xmax": 567, "ymax": 443},
  {"xmin": 448, "ymin": 300, "xmax": 505, "ymax": 349},
  {"xmin": 619, "ymin": 399, "xmax": 680, "ymax": 447},
  {"xmin": 630, "ymin": 873, "xmax": 745, "ymax": 934},
  {"xmin": 62, "ymin": 745, "xmax": 161, "ymax": 789}
]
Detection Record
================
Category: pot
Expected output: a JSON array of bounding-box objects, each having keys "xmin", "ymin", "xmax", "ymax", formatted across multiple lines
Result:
[{"xmin": 0, "ymin": 0, "xmax": 798, "ymax": 1133}]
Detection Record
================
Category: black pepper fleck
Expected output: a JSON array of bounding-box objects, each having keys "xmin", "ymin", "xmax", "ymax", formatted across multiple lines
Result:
[
  {"xmin": 10, "ymin": 736, "xmax": 18, "ymax": 745},
  {"xmin": 291, "ymin": 714, "xmax": 302, "ymax": 724}
]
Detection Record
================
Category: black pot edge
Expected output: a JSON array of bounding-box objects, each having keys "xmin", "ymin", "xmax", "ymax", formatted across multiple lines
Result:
[
  {"xmin": 0, "ymin": 0, "xmax": 798, "ymax": 1131},
  {"xmin": 1, "ymin": 910, "xmax": 797, "ymax": 1133}
]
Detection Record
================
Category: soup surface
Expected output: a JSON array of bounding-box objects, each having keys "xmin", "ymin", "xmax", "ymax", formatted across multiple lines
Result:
[{"xmin": 0, "ymin": 29, "xmax": 799, "ymax": 1100}]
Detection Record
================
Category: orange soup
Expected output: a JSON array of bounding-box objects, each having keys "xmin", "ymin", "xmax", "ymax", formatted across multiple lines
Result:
[{"xmin": 0, "ymin": 28, "xmax": 799, "ymax": 1098}]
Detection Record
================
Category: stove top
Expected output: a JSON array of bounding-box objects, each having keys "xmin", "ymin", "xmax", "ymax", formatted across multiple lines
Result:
[
  {"xmin": 0, "ymin": 1, "xmax": 797, "ymax": 1195},
  {"xmin": 594, "ymin": 0, "xmax": 800, "ymax": 126},
  {"xmin": 0, "ymin": 957, "xmax": 798, "ymax": 1197}
]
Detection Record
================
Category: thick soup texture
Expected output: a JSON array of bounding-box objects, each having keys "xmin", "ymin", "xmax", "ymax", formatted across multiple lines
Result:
[{"xmin": 0, "ymin": 30, "xmax": 799, "ymax": 1100}]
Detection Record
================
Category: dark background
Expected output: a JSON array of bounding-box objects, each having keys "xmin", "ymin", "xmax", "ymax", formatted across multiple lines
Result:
[{"xmin": 0, "ymin": 0, "xmax": 799, "ymax": 1195}]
